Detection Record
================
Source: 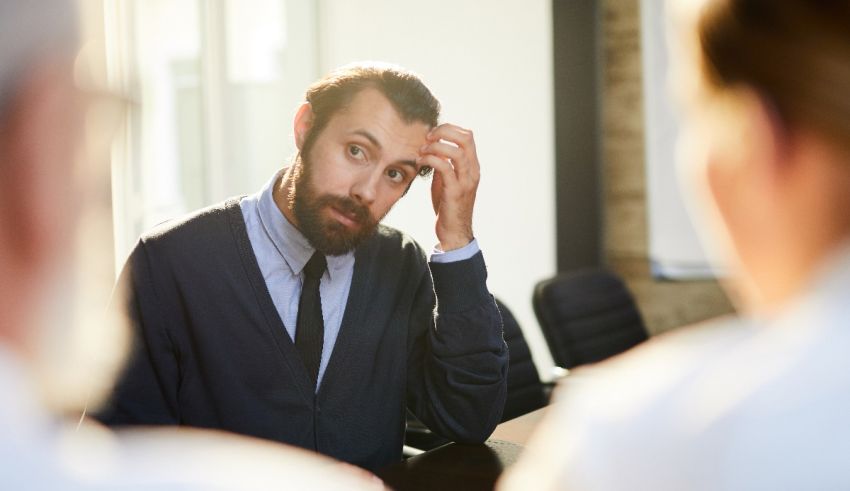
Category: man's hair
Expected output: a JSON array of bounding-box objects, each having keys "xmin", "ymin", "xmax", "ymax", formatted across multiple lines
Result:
[
  {"xmin": 301, "ymin": 62, "xmax": 441, "ymax": 177},
  {"xmin": 0, "ymin": 0, "xmax": 78, "ymax": 119},
  {"xmin": 696, "ymin": 0, "xmax": 850, "ymax": 151}
]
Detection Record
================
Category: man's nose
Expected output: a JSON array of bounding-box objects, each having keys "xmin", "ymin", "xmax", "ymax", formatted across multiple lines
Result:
[{"xmin": 350, "ymin": 168, "xmax": 380, "ymax": 206}]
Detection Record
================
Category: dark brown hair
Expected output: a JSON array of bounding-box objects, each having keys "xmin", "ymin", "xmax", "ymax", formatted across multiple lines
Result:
[
  {"xmin": 301, "ymin": 63, "xmax": 440, "ymax": 177},
  {"xmin": 697, "ymin": 0, "xmax": 850, "ymax": 145}
]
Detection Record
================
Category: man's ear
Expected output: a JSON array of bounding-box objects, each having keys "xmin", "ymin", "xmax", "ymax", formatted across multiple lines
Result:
[
  {"xmin": 734, "ymin": 87, "xmax": 786, "ymax": 180},
  {"xmin": 293, "ymin": 102, "xmax": 314, "ymax": 151}
]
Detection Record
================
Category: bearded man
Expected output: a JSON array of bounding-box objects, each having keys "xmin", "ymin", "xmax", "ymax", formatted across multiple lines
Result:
[{"xmin": 96, "ymin": 63, "xmax": 508, "ymax": 471}]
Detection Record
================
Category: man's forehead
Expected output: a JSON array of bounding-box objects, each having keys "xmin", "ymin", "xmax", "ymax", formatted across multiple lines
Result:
[
  {"xmin": 336, "ymin": 88, "xmax": 429, "ymax": 127},
  {"xmin": 328, "ymin": 89, "xmax": 430, "ymax": 149}
]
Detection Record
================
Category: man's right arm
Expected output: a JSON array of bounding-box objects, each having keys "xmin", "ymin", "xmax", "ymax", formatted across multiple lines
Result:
[{"xmin": 92, "ymin": 240, "xmax": 181, "ymax": 426}]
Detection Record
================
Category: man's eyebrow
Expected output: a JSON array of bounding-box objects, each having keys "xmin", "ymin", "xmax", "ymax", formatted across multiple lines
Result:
[
  {"xmin": 397, "ymin": 159, "xmax": 420, "ymax": 173},
  {"xmin": 352, "ymin": 129, "xmax": 382, "ymax": 150}
]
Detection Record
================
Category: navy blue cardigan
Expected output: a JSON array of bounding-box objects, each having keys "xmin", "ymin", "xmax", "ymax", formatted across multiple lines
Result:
[{"xmin": 95, "ymin": 199, "xmax": 508, "ymax": 470}]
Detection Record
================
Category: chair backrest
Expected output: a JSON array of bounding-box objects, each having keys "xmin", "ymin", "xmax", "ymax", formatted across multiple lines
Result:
[
  {"xmin": 496, "ymin": 298, "xmax": 547, "ymax": 422},
  {"xmin": 532, "ymin": 269, "xmax": 648, "ymax": 369}
]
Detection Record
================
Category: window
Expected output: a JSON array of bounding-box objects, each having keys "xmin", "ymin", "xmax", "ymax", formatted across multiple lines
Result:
[{"xmin": 103, "ymin": 0, "xmax": 317, "ymax": 268}]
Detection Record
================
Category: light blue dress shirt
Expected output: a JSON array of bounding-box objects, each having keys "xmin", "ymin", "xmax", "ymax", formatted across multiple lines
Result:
[{"xmin": 240, "ymin": 170, "xmax": 480, "ymax": 390}]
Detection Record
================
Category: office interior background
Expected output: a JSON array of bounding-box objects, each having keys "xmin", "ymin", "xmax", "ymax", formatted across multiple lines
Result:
[{"xmin": 77, "ymin": 0, "xmax": 735, "ymax": 381}]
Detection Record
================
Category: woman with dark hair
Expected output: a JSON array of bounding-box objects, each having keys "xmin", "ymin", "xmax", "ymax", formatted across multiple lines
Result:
[{"xmin": 500, "ymin": 1, "xmax": 850, "ymax": 489}]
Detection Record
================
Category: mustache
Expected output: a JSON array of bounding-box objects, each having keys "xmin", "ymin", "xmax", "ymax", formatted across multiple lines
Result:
[{"xmin": 319, "ymin": 194, "xmax": 372, "ymax": 225}]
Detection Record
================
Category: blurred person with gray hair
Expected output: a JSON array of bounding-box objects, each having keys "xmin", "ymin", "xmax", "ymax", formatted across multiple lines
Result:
[
  {"xmin": 0, "ymin": 0, "xmax": 382, "ymax": 488},
  {"xmin": 499, "ymin": 0, "xmax": 850, "ymax": 489}
]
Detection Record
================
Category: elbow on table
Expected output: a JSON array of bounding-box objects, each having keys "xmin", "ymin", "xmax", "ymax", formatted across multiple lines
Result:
[
  {"xmin": 451, "ymin": 418, "xmax": 499, "ymax": 445},
  {"xmin": 453, "ymin": 430, "xmax": 492, "ymax": 445},
  {"xmin": 448, "ymin": 404, "xmax": 503, "ymax": 445}
]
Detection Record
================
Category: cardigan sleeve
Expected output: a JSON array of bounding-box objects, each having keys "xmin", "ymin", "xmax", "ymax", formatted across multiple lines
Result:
[
  {"xmin": 92, "ymin": 240, "xmax": 181, "ymax": 426},
  {"xmin": 405, "ymin": 250, "xmax": 509, "ymax": 443}
]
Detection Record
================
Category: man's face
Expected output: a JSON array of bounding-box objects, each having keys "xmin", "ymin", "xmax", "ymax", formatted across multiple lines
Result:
[{"xmin": 292, "ymin": 88, "xmax": 431, "ymax": 255}]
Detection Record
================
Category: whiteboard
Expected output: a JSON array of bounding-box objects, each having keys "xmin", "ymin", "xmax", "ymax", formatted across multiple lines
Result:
[{"xmin": 640, "ymin": 0, "xmax": 715, "ymax": 279}]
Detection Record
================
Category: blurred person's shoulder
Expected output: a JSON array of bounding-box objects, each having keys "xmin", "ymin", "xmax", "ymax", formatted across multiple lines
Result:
[
  {"xmin": 61, "ymin": 423, "xmax": 384, "ymax": 490},
  {"xmin": 522, "ymin": 306, "xmax": 850, "ymax": 490},
  {"xmin": 499, "ymin": 316, "xmax": 757, "ymax": 490},
  {"xmin": 546, "ymin": 315, "xmax": 758, "ymax": 432},
  {"xmin": 2, "ymin": 344, "xmax": 383, "ymax": 490},
  {"xmin": 551, "ymin": 314, "xmax": 755, "ymax": 420},
  {"xmin": 513, "ymin": 316, "xmax": 757, "ymax": 490}
]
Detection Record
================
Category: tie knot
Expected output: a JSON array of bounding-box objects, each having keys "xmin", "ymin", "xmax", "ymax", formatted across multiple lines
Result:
[{"xmin": 303, "ymin": 252, "xmax": 327, "ymax": 280}]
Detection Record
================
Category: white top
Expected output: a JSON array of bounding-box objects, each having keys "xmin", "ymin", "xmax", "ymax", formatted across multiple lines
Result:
[
  {"xmin": 0, "ymin": 347, "xmax": 382, "ymax": 490},
  {"xmin": 499, "ymin": 244, "xmax": 850, "ymax": 491}
]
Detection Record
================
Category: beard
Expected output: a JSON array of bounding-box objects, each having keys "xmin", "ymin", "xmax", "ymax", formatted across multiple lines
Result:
[{"xmin": 290, "ymin": 153, "xmax": 381, "ymax": 256}]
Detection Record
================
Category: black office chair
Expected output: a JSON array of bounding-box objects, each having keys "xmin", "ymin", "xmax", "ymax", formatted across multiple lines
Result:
[
  {"xmin": 496, "ymin": 298, "xmax": 548, "ymax": 422},
  {"xmin": 532, "ymin": 269, "xmax": 648, "ymax": 369}
]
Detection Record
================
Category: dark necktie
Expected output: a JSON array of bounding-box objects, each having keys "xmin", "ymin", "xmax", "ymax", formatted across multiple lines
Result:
[{"xmin": 296, "ymin": 252, "xmax": 326, "ymax": 387}]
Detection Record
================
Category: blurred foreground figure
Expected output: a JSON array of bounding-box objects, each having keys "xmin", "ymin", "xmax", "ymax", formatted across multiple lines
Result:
[
  {"xmin": 0, "ymin": 1, "xmax": 380, "ymax": 488},
  {"xmin": 500, "ymin": 1, "xmax": 850, "ymax": 489}
]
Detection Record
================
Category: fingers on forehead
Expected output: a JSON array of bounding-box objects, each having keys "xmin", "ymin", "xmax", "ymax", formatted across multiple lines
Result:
[
  {"xmin": 429, "ymin": 123, "xmax": 474, "ymax": 145},
  {"xmin": 422, "ymin": 141, "xmax": 463, "ymax": 159}
]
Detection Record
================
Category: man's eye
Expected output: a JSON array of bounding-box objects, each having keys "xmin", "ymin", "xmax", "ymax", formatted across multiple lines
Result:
[
  {"xmin": 348, "ymin": 145, "xmax": 364, "ymax": 159},
  {"xmin": 387, "ymin": 169, "xmax": 405, "ymax": 183}
]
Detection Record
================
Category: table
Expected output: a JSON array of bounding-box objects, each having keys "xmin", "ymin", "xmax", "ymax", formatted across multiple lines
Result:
[
  {"xmin": 490, "ymin": 406, "xmax": 547, "ymax": 446},
  {"xmin": 377, "ymin": 407, "xmax": 547, "ymax": 490}
]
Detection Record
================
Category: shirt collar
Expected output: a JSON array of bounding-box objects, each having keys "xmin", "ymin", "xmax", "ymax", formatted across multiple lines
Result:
[{"xmin": 256, "ymin": 170, "xmax": 353, "ymax": 280}]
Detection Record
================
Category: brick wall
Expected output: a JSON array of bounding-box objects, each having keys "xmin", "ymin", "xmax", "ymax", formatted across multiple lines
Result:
[{"xmin": 600, "ymin": 0, "xmax": 735, "ymax": 335}]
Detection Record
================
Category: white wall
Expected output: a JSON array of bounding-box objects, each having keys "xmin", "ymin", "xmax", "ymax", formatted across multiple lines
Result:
[{"xmin": 318, "ymin": 0, "xmax": 557, "ymax": 378}]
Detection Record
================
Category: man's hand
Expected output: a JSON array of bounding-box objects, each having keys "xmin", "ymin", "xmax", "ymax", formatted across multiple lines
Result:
[{"xmin": 417, "ymin": 123, "xmax": 480, "ymax": 252}]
